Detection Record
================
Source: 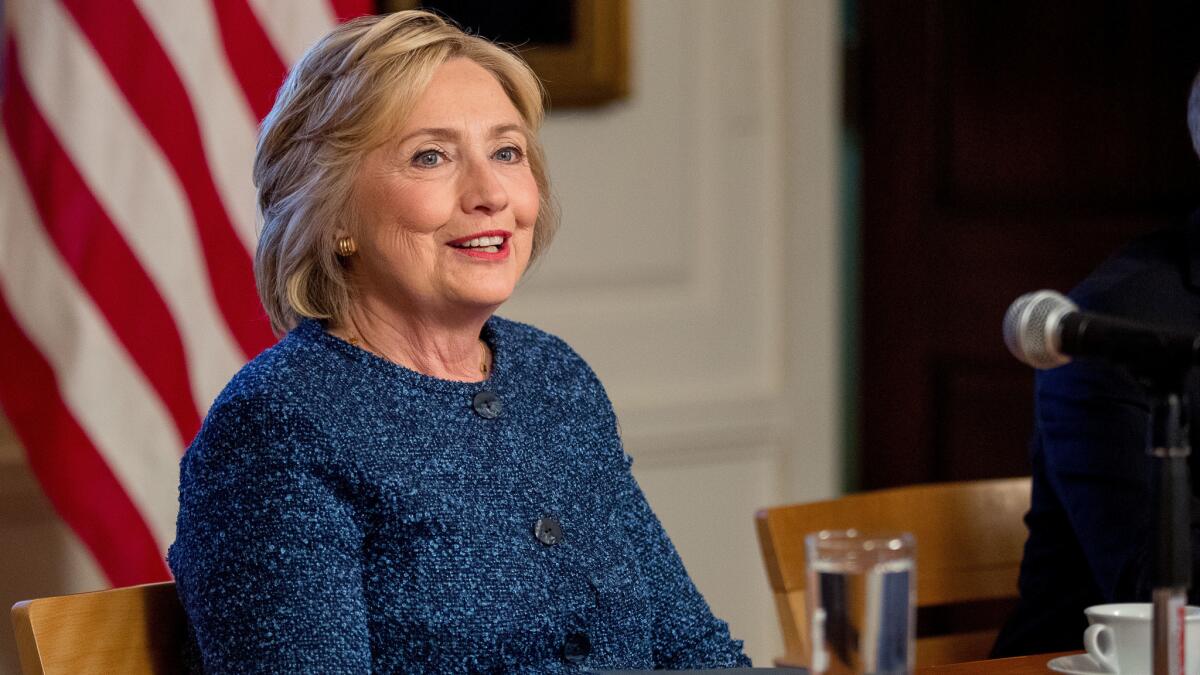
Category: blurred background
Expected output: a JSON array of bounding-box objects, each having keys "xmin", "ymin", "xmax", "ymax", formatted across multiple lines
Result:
[{"xmin": 2, "ymin": 0, "xmax": 1200, "ymax": 670}]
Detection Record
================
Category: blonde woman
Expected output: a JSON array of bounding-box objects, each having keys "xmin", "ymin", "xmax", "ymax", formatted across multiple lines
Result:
[{"xmin": 168, "ymin": 11, "xmax": 749, "ymax": 673}]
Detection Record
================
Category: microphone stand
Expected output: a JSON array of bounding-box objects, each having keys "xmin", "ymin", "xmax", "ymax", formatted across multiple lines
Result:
[{"xmin": 1143, "ymin": 369, "xmax": 1192, "ymax": 675}]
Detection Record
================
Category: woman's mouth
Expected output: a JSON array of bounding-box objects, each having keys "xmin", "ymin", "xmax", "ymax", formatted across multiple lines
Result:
[
  {"xmin": 452, "ymin": 235, "xmax": 505, "ymax": 253},
  {"xmin": 447, "ymin": 231, "xmax": 511, "ymax": 260}
]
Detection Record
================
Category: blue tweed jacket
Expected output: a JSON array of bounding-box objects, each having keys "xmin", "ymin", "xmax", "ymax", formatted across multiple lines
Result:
[{"xmin": 168, "ymin": 317, "xmax": 750, "ymax": 673}]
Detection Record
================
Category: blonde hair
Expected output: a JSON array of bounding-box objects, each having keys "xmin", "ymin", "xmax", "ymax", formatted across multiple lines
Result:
[{"xmin": 254, "ymin": 10, "xmax": 558, "ymax": 334}]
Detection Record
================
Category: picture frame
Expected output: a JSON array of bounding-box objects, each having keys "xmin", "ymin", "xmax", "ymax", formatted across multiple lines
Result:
[{"xmin": 378, "ymin": 0, "xmax": 630, "ymax": 107}]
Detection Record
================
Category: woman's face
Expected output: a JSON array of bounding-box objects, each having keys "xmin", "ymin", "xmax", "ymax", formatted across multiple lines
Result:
[{"xmin": 348, "ymin": 57, "xmax": 539, "ymax": 320}]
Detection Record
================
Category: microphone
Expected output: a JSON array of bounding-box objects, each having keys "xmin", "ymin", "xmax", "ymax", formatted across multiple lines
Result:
[{"xmin": 1003, "ymin": 290, "xmax": 1200, "ymax": 372}]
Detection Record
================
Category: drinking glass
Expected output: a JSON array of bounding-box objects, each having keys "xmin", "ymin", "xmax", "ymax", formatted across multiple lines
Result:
[{"xmin": 805, "ymin": 530, "xmax": 916, "ymax": 675}]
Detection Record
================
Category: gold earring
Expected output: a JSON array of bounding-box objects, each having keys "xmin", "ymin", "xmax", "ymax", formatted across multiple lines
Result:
[{"xmin": 335, "ymin": 236, "xmax": 357, "ymax": 257}]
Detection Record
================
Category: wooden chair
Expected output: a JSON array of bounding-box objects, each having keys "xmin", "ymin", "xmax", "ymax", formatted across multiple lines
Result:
[
  {"xmin": 11, "ymin": 581, "xmax": 187, "ymax": 674},
  {"xmin": 756, "ymin": 477, "xmax": 1031, "ymax": 668}
]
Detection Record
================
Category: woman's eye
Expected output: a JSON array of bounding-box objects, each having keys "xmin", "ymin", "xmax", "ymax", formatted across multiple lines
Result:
[
  {"xmin": 412, "ymin": 150, "xmax": 443, "ymax": 167},
  {"xmin": 494, "ymin": 146, "xmax": 523, "ymax": 163}
]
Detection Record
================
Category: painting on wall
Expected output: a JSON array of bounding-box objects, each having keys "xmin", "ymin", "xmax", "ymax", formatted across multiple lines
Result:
[{"xmin": 378, "ymin": 0, "xmax": 629, "ymax": 107}]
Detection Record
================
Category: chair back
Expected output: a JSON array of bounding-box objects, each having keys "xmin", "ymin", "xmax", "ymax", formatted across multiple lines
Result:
[
  {"xmin": 11, "ymin": 581, "xmax": 186, "ymax": 675},
  {"xmin": 755, "ymin": 477, "xmax": 1031, "ymax": 668}
]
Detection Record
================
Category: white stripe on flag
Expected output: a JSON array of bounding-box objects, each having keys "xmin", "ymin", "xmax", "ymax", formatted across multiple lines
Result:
[
  {"xmin": 0, "ymin": 135, "xmax": 181, "ymax": 549},
  {"xmin": 130, "ymin": 0, "xmax": 262, "ymax": 252},
  {"xmin": 248, "ymin": 0, "xmax": 338, "ymax": 66},
  {"xmin": 11, "ymin": 0, "xmax": 248, "ymax": 411}
]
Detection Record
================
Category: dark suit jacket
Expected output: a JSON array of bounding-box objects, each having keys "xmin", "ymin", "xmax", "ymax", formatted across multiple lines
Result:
[{"xmin": 993, "ymin": 213, "xmax": 1200, "ymax": 657}]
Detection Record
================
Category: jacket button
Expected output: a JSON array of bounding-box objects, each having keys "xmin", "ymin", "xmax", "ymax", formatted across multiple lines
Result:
[
  {"xmin": 534, "ymin": 516, "xmax": 563, "ymax": 546},
  {"xmin": 472, "ymin": 390, "xmax": 502, "ymax": 419},
  {"xmin": 562, "ymin": 631, "xmax": 591, "ymax": 664}
]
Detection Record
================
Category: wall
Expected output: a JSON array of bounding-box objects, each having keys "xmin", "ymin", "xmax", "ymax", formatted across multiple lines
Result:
[{"xmin": 0, "ymin": 0, "xmax": 841, "ymax": 670}]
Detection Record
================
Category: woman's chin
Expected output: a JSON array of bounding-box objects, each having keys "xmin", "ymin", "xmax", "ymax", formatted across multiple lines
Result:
[
  {"xmin": 444, "ymin": 288, "xmax": 516, "ymax": 315},
  {"xmin": 438, "ymin": 272, "xmax": 522, "ymax": 310}
]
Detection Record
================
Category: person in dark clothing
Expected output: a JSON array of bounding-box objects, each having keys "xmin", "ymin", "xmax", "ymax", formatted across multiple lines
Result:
[
  {"xmin": 993, "ymin": 71, "xmax": 1200, "ymax": 656},
  {"xmin": 992, "ymin": 212, "xmax": 1200, "ymax": 656}
]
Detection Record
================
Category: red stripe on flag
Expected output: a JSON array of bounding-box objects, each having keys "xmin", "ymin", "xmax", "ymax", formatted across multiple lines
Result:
[
  {"xmin": 2, "ymin": 47, "xmax": 202, "ymax": 446},
  {"xmin": 59, "ymin": 0, "xmax": 276, "ymax": 358},
  {"xmin": 0, "ymin": 289, "xmax": 171, "ymax": 586},
  {"xmin": 329, "ymin": 0, "xmax": 374, "ymax": 23},
  {"xmin": 211, "ymin": 0, "xmax": 288, "ymax": 122}
]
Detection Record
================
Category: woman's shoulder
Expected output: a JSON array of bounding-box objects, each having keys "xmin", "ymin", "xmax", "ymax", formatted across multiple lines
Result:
[
  {"xmin": 489, "ymin": 315, "xmax": 615, "ymax": 414},
  {"xmin": 489, "ymin": 315, "xmax": 591, "ymax": 371},
  {"xmin": 190, "ymin": 321, "xmax": 345, "ymax": 460},
  {"xmin": 210, "ymin": 320, "xmax": 345, "ymax": 409}
]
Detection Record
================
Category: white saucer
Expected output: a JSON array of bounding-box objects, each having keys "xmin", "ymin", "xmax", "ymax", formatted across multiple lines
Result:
[{"xmin": 1047, "ymin": 653, "xmax": 1113, "ymax": 675}]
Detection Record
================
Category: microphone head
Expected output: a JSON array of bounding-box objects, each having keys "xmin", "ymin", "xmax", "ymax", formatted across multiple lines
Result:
[{"xmin": 1003, "ymin": 290, "xmax": 1076, "ymax": 369}]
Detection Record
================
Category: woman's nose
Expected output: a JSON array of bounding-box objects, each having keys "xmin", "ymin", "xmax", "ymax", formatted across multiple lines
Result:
[{"xmin": 459, "ymin": 158, "xmax": 508, "ymax": 215}]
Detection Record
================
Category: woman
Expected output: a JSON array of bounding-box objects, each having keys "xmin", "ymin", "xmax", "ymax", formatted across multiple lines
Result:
[{"xmin": 168, "ymin": 10, "xmax": 750, "ymax": 673}]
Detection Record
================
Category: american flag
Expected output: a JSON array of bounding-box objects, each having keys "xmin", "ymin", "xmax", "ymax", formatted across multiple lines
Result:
[{"xmin": 0, "ymin": 0, "xmax": 371, "ymax": 586}]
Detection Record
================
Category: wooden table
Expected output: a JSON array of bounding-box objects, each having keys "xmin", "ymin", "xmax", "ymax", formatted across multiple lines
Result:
[{"xmin": 916, "ymin": 651, "xmax": 1078, "ymax": 673}]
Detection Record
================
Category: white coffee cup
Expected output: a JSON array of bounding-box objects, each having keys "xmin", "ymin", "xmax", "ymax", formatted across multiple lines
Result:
[{"xmin": 1083, "ymin": 603, "xmax": 1200, "ymax": 675}]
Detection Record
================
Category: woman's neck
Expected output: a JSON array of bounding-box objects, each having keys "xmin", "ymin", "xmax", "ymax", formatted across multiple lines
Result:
[{"xmin": 336, "ymin": 298, "xmax": 492, "ymax": 382}]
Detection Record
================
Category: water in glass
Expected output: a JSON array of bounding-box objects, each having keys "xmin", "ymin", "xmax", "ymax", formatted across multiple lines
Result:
[{"xmin": 806, "ymin": 531, "xmax": 915, "ymax": 675}]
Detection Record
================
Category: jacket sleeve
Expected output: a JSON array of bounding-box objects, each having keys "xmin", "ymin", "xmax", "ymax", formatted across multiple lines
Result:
[
  {"xmin": 168, "ymin": 396, "xmax": 371, "ymax": 674},
  {"xmin": 614, "ymin": 452, "xmax": 753, "ymax": 669}
]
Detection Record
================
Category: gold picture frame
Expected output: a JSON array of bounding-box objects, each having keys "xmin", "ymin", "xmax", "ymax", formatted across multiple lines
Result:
[{"xmin": 379, "ymin": 0, "xmax": 630, "ymax": 107}]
